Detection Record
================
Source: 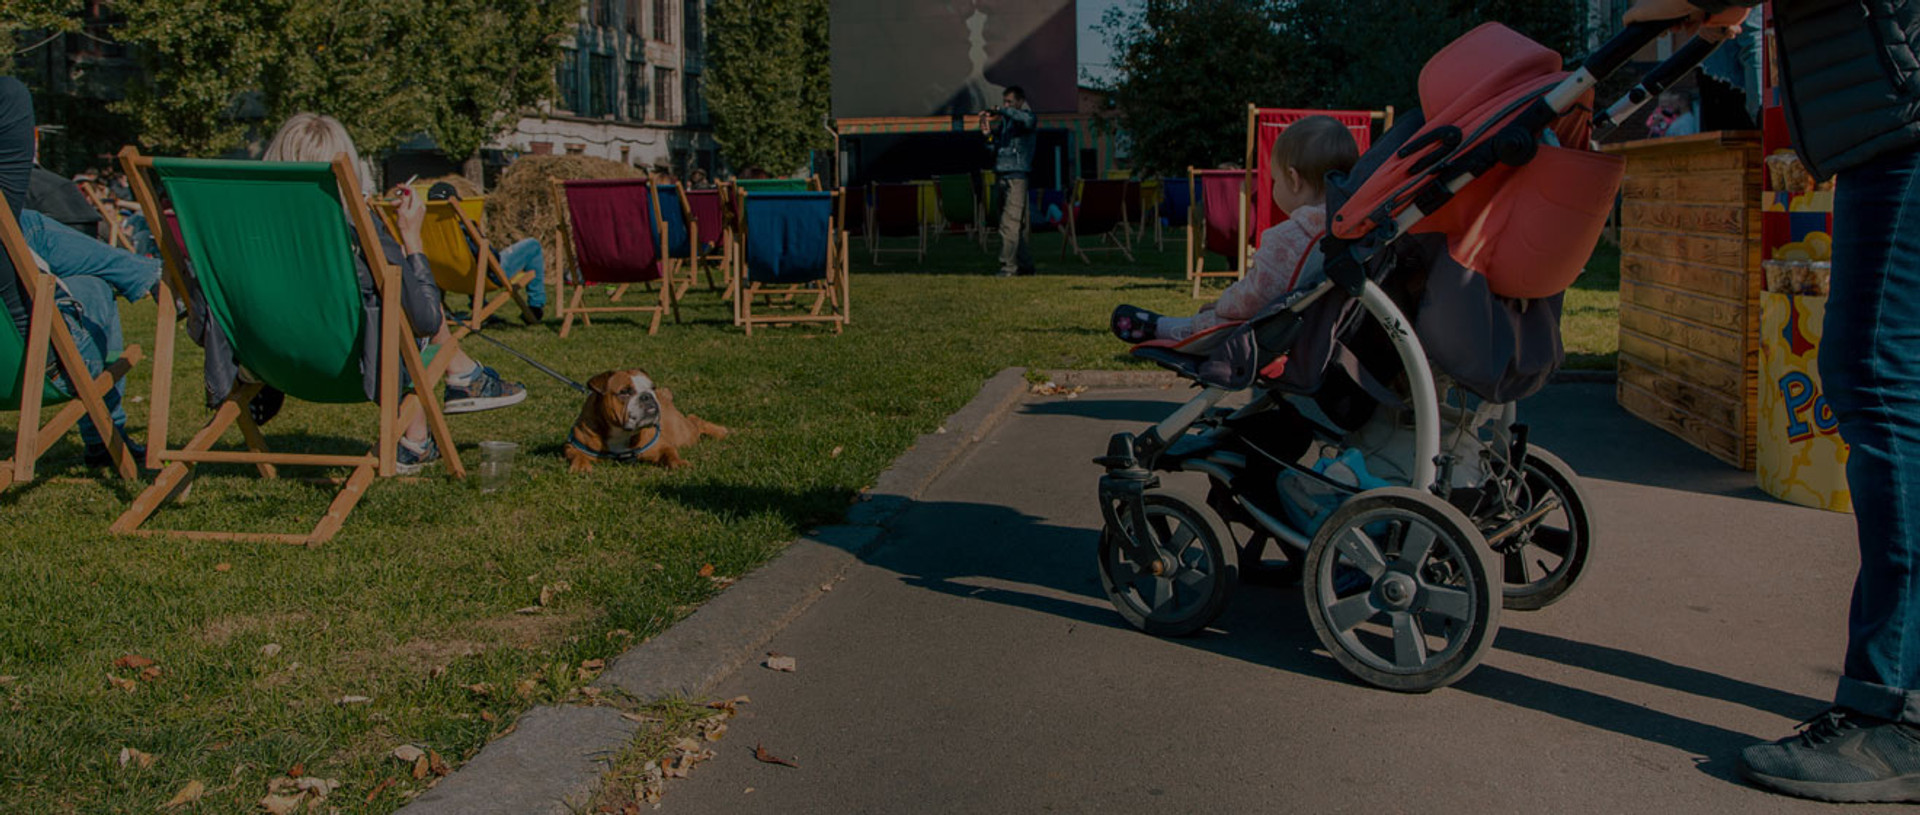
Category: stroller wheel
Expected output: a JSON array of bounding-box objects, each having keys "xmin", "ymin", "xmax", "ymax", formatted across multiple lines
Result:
[
  {"xmin": 1098, "ymin": 492, "xmax": 1235, "ymax": 637},
  {"xmin": 1303, "ymin": 487, "xmax": 1500, "ymax": 693},
  {"xmin": 1494, "ymin": 448, "xmax": 1595, "ymax": 611}
]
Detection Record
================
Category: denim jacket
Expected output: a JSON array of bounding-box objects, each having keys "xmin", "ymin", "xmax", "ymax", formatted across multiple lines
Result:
[{"xmin": 989, "ymin": 105, "xmax": 1038, "ymax": 176}]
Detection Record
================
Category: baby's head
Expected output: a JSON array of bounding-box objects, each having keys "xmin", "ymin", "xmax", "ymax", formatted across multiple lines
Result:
[{"xmin": 1271, "ymin": 115, "xmax": 1360, "ymax": 215}]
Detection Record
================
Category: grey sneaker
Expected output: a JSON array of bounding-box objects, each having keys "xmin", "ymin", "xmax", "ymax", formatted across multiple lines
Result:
[
  {"xmin": 1739, "ymin": 707, "xmax": 1920, "ymax": 803},
  {"xmin": 444, "ymin": 364, "xmax": 527, "ymax": 414},
  {"xmin": 395, "ymin": 435, "xmax": 440, "ymax": 476}
]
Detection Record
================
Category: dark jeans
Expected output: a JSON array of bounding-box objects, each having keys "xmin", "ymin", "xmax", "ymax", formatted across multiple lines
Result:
[{"xmin": 1827, "ymin": 145, "xmax": 1920, "ymax": 722}]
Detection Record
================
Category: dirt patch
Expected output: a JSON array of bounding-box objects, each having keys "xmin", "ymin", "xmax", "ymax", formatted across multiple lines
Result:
[
  {"xmin": 471, "ymin": 609, "xmax": 592, "ymax": 650},
  {"xmin": 197, "ymin": 611, "xmax": 311, "ymax": 645},
  {"xmin": 390, "ymin": 637, "xmax": 489, "ymax": 672}
]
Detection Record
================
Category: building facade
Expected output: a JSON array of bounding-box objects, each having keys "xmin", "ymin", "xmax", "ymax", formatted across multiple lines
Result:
[{"xmin": 497, "ymin": 0, "xmax": 718, "ymax": 177}]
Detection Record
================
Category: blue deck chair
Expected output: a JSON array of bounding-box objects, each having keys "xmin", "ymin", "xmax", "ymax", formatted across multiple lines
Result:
[{"xmin": 735, "ymin": 190, "xmax": 849, "ymax": 336}]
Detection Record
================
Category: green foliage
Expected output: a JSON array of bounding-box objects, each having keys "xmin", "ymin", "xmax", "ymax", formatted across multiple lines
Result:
[
  {"xmin": 707, "ymin": 0, "xmax": 831, "ymax": 176},
  {"xmin": 1099, "ymin": 0, "xmax": 1585, "ymax": 175},
  {"xmin": 1, "ymin": 0, "xmax": 83, "ymax": 35},
  {"xmin": 112, "ymin": 0, "xmax": 572, "ymax": 158}
]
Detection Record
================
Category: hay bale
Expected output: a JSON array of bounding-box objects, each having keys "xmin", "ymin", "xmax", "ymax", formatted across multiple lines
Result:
[
  {"xmin": 419, "ymin": 173, "xmax": 484, "ymax": 199},
  {"xmin": 484, "ymin": 156, "xmax": 644, "ymax": 273}
]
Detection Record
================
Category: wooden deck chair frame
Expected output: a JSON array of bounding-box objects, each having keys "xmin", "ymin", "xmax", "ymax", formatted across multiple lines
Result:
[
  {"xmin": 686, "ymin": 188, "xmax": 731, "ymax": 303},
  {"xmin": 78, "ymin": 181, "xmax": 139, "ymax": 253},
  {"xmin": 1062, "ymin": 179, "xmax": 1136, "ymax": 264},
  {"xmin": 374, "ymin": 193, "xmax": 534, "ymax": 338},
  {"xmin": 1187, "ymin": 167, "xmax": 1251, "ymax": 298},
  {"xmin": 112, "ymin": 147, "xmax": 466, "ymax": 546},
  {"xmin": 0, "ymin": 199, "xmax": 144, "ymax": 491},
  {"xmin": 655, "ymin": 184, "xmax": 713, "ymax": 300},
  {"xmin": 549, "ymin": 178, "xmax": 679, "ymax": 339},
  {"xmin": 1130, "ymin": 179, "xmax": 1164, "ymax": 251},
  {"xmin": 867, "ymin": 183, "xmax": 927, "ymax": 265},
  {"xmin": 736, "ymin": 190, "xmax": 850, "ymax": 337}
]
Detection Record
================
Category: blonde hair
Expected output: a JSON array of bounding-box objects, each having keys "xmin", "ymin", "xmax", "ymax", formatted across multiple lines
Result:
[
  {"xmin": 1273, "ymin": 115, "xmax": 1361, "ymax": 194},
  {"xmin": 263, "ymin": 113, "xmax": 376, "ymax": 194}
]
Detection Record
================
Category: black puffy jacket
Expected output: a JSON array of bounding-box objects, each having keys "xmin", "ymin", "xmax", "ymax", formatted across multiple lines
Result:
[{"xmin": 1699, "ymin": 0, "xmax": 1920, "ymax": 179}]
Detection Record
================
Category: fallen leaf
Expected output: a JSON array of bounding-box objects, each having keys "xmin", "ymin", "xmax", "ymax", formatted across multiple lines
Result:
[
  {"xmin": 579, "ymin": 685, "xmax": 602, "ymax": 699},
  {"xmin": 464, "ymin": 683, "xmax": 492, "ymax": 697},
  {"xmin": 538, "ymin": 581, "xmax": 571, "ymax": 606},
  {"xmin": 259, "ymin": 793, "xmax": 302, "ymax": 815},
  {"xmin": 0, "ymin": 675, "xmax": 13, "ymax": 684},
  {"xmin": 581, "ymin": 658, "xmax": 605, "ymax": 672},
  {"xmin": 513, "ymin": 606, "xmax": 542, "ymax": 615},
  {"xmin": 364, "ymin": 778, "xmax": 396, "ymax": 804},
  {"xmin": 704, "ymin": 722, "xmax": 728, "ymax": 742},
  {"xmin": 607, "ymin": 629, "xmax": 631, "ymax": 640},
  {"xmin": 160, "ymin": 779, "xmax": 205, "ymax": 809},
  {"xmin": 820, "ymin": 583, "xmax": 834, "ymax": 592},
  {"xmin": 139, "ymin": 666, "xmax": 162, "ymax": 682},
  {"xmin": 763, "ymin": 654, "xmax": 796, "ymax": 672},
  {"xmin": 106, "ymin": 673, "xmax": 136, "ymax": 694},
  {"xmin": 480, "ymin": 711, "xmax": 498, "ymax": 723},
  {"xmin": 411, "ymin": 755, "xmax": 430, "ymax": 780},
  {"xmin": 266, "ymin": 777, "xmax": 298, "ymax": 795},
  {"xmin": 390, "ymin": 745, "xmax": 425, "ymax": 764},
  {"xmin": 514, "ymin": 679, "xmax": 538, "ymax": 699},
  {"xmin": 117, "ymin": 747, "xmax": 157, "ymax": 769},
  {"xmin": 662, "ymin": 752, "xmax": 694, "ymax": 779},
  {"xmin": 334, "ymin": 695, "xmax": 372, "ymax": 705},
  {"xmin": 287, "ymin": 762, "xmax": 303, "ymax": 778},
  {"xmin": 705, "ymin": 699, "xmax": 737, "ymax": 715},
  {"xmin": 829, "ymin": 445, "xmax": 844, "ymax": 458},
  {"xmin": 213, "ymin": 562, "xmax": 232, "ymax": 573},
  {"xmin": 295, "ymin": 777, "xmax": 339, "ymax": 797},
  {"xmin": 619, "ymin": 711, "xmax": 658, "ymax": 724},
  {"xmin": 672, "ymin": 737, "xmax": 702, "ymax": 754},
  {"xmin": 427, "ymin": 749, "xmax": 450, "ymax": 777},
  {"xmin": 697, "ymin": 564, "xmax": 715, "ymax": 578},
  {"xmin": 113, "ymin": 654, "xmax": 156, "ymax": 670},
  {"xmin": 260, "ymin": 643, "xmax": 282, "ymax": 658},
  {"xmin": 753, "ymin": 743, "xmax": 798, "ymax": 768}
]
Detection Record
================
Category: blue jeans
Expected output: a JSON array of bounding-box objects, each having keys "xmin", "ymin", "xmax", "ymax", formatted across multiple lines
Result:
[
  {"xmin": 21, "ymin": 209, "xmax": 161, "ymax": 303},
  {"xmin": 498, "ymin": 238, "xmax": 546, "ymax": 309},
  {"xmin": 1826, "ymin": 145, "xmax": 1920, "ymax": 723},
  {"xmin": 48, "ymin": 276, "xmax": 125, "ymax": 448}
]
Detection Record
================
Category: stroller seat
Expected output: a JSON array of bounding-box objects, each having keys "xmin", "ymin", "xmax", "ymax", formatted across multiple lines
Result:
[{"xmin": 1130, "ymin": 320, "xmax": 1290, "ymax": 384}]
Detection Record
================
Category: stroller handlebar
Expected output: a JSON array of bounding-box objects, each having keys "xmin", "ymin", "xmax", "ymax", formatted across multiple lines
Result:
[
  {"xmin": 1585, "ymin": 17, "xmax": 1690, "ymax": 81},
  {"xmin": 1593, "ymin": 35, "xmax": 1723, "ymax": 137}
]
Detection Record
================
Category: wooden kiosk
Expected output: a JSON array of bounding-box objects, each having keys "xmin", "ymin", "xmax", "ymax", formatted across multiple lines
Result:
[{"xmin": 1601, "ymin": 130, "xmax": 1765, "ymax": 469}]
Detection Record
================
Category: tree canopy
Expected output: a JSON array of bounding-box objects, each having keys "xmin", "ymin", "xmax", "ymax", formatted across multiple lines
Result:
[
  {"xmin": 706, "ymin": 0, "xmax": 830, "ymax": 176},
  {"xmin": 1098, "ymin": 0, "xmax": 1586, "ymax": 175}
]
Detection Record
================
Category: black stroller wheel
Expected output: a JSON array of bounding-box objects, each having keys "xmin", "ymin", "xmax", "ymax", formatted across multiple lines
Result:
[
  {"xmin": 1098, "ymin": 492, "xmax": 1235, "ymax": 637},
  {"xmin": 1495, "ymin": 448, "xmax": 1595, "ymax": 611},
  {"xmin": 1303, "ymin": 487, "xmax": 1500, "ymax": 693}
]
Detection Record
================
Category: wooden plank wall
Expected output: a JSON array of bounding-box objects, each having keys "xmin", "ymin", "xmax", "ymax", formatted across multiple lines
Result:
[{"xmin": 1604, "ymin": 132, "xmax": 1763, "ymax": 469}]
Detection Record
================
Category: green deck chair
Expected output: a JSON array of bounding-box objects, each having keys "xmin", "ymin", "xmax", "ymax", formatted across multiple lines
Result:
[
  {"xmin": 0, "ymin": 200, "xmax": 144, "ymax": 490},
  {"xmin": 934, "ymin": 174, "xmax": 984, "ymax": 249},
  {"xmin": 112, "ymin": 148, "xmax": 464, "ymax": 546}
]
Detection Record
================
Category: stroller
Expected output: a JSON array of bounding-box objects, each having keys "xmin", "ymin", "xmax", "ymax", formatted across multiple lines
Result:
[{"xmin": 1095, "ymin": 19, "xmax": 1720, "ymax": 692}]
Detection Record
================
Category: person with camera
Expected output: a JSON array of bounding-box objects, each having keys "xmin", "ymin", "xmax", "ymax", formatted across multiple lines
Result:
[{"xmin": 980, "ymin": 85, "xmax": 1037, "ymax": 277}]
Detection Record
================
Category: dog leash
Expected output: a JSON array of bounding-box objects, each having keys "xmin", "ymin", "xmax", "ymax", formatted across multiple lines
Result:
[{"xmin": 464, "ymin": 328, "xmax": 591, "ymax": 394}]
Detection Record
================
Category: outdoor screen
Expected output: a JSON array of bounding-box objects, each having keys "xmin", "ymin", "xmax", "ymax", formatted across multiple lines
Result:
[{"xmin": 831, "ymin": 0, "xmax": 1078, "ymax": 118}]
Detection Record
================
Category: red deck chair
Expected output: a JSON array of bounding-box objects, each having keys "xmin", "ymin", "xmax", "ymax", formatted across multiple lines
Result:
[
  {"xmin": 1187, "ymin": 168, "xmax": 1249, "ymax": 297},
  {"xmin": 551, "ymin": 178, "xmax": 679, "ymax": 338},
  {"xmin": 1245, "ymin": 106, "xmax": 1388, "ymax": 252},
  {"xmin": 868, "ymin": 182, "xmax": 926, "ymax": 264},
  {"xmin": 1062, "ymin": 179, "xmax": 1135, "ymax": 263}
]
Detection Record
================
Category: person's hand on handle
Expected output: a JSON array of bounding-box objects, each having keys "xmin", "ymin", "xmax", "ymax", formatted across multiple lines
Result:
[
  {"xmin": 393, "ymin": 185, "xmax": 426, "ymax": 256},
  {"xmin": 1623, "ymin": 0, "xmax": 1750, "ymax": 42}
]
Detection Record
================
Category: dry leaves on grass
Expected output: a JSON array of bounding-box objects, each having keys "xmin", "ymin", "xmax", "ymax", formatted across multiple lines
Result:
[
  {"xmin": 116, "ymin": 747, "xmax": 156, "ymax": 769},
  {"xmin": 160, "ymin": 779, "xmax": 205, "ymax": 809},
  {"xmin": 334, "ymin": 695, "xmax": 372, "ymax": 706},
  {"xmin": 213, "ymin": 562, "xmax": 232, "ymax": 573},
  {"xmin": 105, "ymin": 674, "xmax": 136, "ymax": 694},
  {"xmin": 112, "ymin": 654, "xmax": 155, "ymax": 670},
  {"xmin": 697, "ymin": 563, "xmax": 715, "ymax": 578},
  {"xmin": 764, "ymin": 653, "xmax": 796, "ymax": 672},
  {"xmin": 139, "ymin": 666, "xmax": 162, "ymax": 682},
  {"xmin": 262, "ymin": 775, "xmax": 340, "ymax": 813},
  {"xmin": 1028, "ymin": 380, "xmax": 1088, "ymax": 398},
  {"xmin": 539, "ymin": 581, "xmax": 572, "ymax": 607},
  {"xmin": 706, "ymin": 695, "xmax": 751, "ymax": 715},
  {"xmin": 259, "ymin": 643, "xmax": 281, "ymax": 658},
  {"xmin": 829, "ymin": 445, "xmax": 844, "ymax": 458},
  {"xmin": 753, "ymin": 743, "xmax": 799, "ymax": 768}
]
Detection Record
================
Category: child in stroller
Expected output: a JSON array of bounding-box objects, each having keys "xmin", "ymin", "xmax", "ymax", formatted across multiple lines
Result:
[
  {"xmin": 1095, "ymin": 18, "xmax": 1719, "ymax": 693},
  {"xmin": 1110, "ymin": 116, "xmax": 1359, "ymax": 343}
]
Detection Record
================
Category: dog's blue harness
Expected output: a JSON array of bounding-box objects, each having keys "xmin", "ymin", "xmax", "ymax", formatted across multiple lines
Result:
[{"xmin": 567, "ymin": 424, "xmax": 660, "ymax": 463}]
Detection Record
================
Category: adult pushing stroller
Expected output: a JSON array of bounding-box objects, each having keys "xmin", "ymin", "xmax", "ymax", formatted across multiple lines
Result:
[{"xmin": 1095, "ymin": 19, "xmax": 1719, "ymax": 692}]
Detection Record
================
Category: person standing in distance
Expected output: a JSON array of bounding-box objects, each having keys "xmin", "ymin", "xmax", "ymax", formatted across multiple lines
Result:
[
  {"xmin": 1627, "ymin": 0, "xmax": 1920, "ymax": 803},
  {"xmin": 981, "ymin": 85, "xmax": 1037, "ymax": 277}
]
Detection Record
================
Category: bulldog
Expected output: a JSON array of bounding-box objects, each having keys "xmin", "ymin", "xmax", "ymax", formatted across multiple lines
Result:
[{"xmin": 565, "ymin": 369, "xmax": 729, "ymax": 472}]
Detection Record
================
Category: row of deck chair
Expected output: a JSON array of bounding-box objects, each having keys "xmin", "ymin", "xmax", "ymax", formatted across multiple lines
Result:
[{"xmin": 849, "ymin": 175, "xmax": 1158, "ymax": 266}]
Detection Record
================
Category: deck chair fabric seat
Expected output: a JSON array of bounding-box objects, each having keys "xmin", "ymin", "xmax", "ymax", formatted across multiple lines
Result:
[
  {"xmin": 553, "ymin": 178, "xmax": 678, "ymax": 337},
  {"xmin": 736, "ymin": 191, "xmax": 849, "ymax": 336},
  {"xmin": 652, "ymin": 184, "xmax": 713, "ymax": 298},
  {"xmin": 1189, "ymin": 168, "xmax": 1250, "ymax": 298},
  {"xmin": 868, "ymin": 183, "xmax": 926, "ymax": 264},
  {"xmin": 935, "ymin": 174, "xmax": 982, "ymax": 248},
  {"xmin": 112, "ymin": 149, "xmax": 465, "ymax": 545},
  {"xmin": 1063, "ymin": 179, "xmax": 1136, "ymax": 264},
  {"xmin": 377, "ymin": 193, "xmax": 533, "ymax": 335}
]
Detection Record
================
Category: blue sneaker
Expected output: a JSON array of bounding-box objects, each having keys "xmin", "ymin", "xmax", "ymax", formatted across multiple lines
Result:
[
  {"xmin": 395, "ymin": 435, "xmax": 440, "ymax": 475},
  {"xmin": 443, "ymin": 365, "xmax": 527, "ymax": 414}
]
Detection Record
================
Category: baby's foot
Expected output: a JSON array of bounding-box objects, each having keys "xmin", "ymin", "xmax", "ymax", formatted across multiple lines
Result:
[{"xmin": 1110, "ymin": 304, "xmax": 1161, "ymax": 343}]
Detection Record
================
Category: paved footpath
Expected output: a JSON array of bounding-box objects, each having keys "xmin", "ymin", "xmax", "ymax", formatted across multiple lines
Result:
[{"xmin": 661, "ymin": 382, "xmax": 1876, "ymax": 814}]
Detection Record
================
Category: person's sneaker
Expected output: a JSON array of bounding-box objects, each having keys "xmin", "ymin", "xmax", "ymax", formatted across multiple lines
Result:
[
  {"xmin": 84, "ymin": 434, "xmax": 148, "ymax": 471},
  {"xmin": 1739, "ymin": 707, "xmax": 1920, "ymax": 803},
  {"xmin": 395, "ymin": 435, "xmax": 440, "ymax": 476},
  {"xmin": 443, "ymin": 365, "xmax": 527, "ymax": 414}
]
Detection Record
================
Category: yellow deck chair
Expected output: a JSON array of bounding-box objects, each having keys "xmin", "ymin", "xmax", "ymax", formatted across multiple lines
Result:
[{"xmin": 377, "ymin": 192, "xmax": 534, "ymax": 336}]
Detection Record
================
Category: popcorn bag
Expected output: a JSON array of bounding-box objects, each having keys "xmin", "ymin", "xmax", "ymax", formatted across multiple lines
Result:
[{"xmin": 1756, "ymin": 291, "xmax": 1852, "ymax": 512}]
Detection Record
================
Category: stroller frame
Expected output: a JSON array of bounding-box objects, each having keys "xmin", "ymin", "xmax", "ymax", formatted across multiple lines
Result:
[{"xmin": 1095, "ymin": 16, "xmax": 1712, "ymax": 693}]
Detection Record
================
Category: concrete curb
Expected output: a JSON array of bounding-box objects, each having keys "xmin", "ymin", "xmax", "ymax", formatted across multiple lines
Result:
[{"xmin": 398, "ymin": 367, "xmax": 1036, "ymax": 815}]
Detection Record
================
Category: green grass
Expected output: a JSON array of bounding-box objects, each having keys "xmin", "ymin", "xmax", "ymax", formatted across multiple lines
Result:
[
  {"xmin": 0, "ymin": 228, "xmax": 1619, "ymax": 812},
  {"xmin": 1565, "ymin": 239, "xmax": 1622, "ymax": 371}
]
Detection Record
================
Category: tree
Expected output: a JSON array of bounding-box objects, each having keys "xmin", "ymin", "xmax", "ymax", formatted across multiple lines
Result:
[
  {"xmin": 109, "ymin": 0, "xmax": 572, "ymax": 158},
  {"xmin": 706, "ymin": 0, "xmax": 831, "ymax": 176},
  {"xmin": 1096, "ymin": 0, "xmax": 1303, "ymax": 175},
  {"xmin": 2, "ymin": 1, "xmax": 83, "ymax": 36}
]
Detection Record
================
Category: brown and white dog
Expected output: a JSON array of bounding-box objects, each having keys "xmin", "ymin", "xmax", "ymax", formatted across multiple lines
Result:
[{"xmin": 565, "ymin": 369, "xmax": 729, "ymax": 472}]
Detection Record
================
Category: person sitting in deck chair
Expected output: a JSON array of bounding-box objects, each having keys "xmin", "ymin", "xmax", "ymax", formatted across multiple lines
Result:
[
  {"xmin": 255, "ymin": 114, "xmax": 528, "ymax": 473},
  {"xmin": 1110, "ymin": 116, "xmax": 1359, "ymax": 343}
]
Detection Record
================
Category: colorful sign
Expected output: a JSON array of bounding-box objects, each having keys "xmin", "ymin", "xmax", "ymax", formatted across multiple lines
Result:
[{"xmin": 1757, "ymin": 292, "xmax": 1852, "ymax": 512}]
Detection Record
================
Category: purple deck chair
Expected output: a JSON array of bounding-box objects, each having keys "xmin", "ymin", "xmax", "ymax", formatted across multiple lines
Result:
[
  {"xmin": 868, "ymin": 183, "xmax": 925, "ymax": 264},
  {"xmin": 554, "ymin": 178, "xmax": 679, "ymax": 337},
  {"xmin": 1063, "ymin": 179, "xmax": 1136, "ymax": 263},
  {"xmin": 1188, "ymin": 168, "xmax": 1250, "ymax": 297}
]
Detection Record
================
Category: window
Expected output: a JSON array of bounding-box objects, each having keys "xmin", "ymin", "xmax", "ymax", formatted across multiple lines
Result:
[
  {"xmin": 591, "ymin": 0, "xmax": 613, "ymax": 28},
  {"xmin": 652, "ymin": 0, "xmax": 673, "ymax": 43},
  {"xmin": 683, "ymin": 71, "xmax": 707, "ymax": 126},
  {"xmin": 654, "ymin": 67, "xmax": 675, "ymax": 122},
  {"xmin": 625, "ymin": 0, "xmax": 642, "ymax": 35},
  {"xmin": 557, "ymin": 50, "xmax": 580, "ymax": 113},
  {"xmin": 625, "ymin": 60, "xmax": 648, "ymax": 121},
  {"xmin": 683, "ymin": 0, "xmax": 703, "ymax": 53},
  {"xmin": 589, "ymin": 53, "xmax": 614, "ymax": 117}
]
